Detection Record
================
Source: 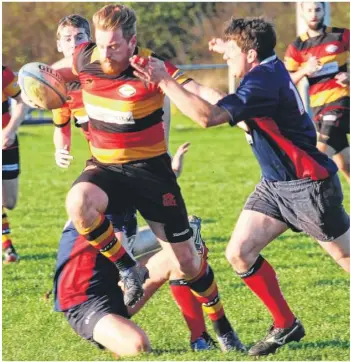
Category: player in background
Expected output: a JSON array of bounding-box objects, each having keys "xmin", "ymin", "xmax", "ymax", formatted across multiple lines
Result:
[
  {"xmin": 2, "ymin": 66, "xmax": 30, "ymax": 263},
  {"xmin": 51, "ymin": 5, "xmax": 245, "ymax": 352},
  {"xmin": 285, "ymin": 2, "xmax": 350, "ymax": 183},
  {"xmin": 51, "ymin": 14, "xmax": 217, "ymax": 351},
  {"xmin": 131, "ymin": 17, "xmax": 350, "ymax": 356}
]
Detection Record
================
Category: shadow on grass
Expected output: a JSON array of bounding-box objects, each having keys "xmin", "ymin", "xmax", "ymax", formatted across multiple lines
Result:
[
  {"xmin": 151, "ymin": 348, "xmax": 188, "ymax": 355},
  {"xmin": 19, "ymin": 252, "xmax": 57, "ymax": 261},
  {"xmin": 288, "ymin": 340, "xmax": 350, "ymax": 350},
  {"xmin": 202, "ymin": 218, "xmax": 216, "ymax": 224}
]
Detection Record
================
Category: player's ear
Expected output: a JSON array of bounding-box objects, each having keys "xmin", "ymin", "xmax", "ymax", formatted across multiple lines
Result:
[
  {"xmin": 57, "ymin": 40, "xmax": 63, "ymax": 53},
  {"xmin": 247, "ymin": 49, "xmax": 258, "ymax": 64},
  {"xmin": 128, "ymin": 34, "xmax": 137, "ymax": 50}
]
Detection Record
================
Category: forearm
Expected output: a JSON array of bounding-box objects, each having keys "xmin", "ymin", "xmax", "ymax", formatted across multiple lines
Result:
[
  {"xmin": 162, "ymin": 96, "xmax": 171, "ymax": 147},
  {"xmin": 6, "ymin": 101, "xmax": 29, "ymax": 133},
  {"xmin": 289, "ymin": 68, "xmax": 308, "ymax": 85},
  {"xmin": 184, "ymin": 80, "xmax": 226, "ymax": 105},
  {"xmin": 53, "ymin": 124, "xmax": 71, "ymax": 150},
  {"xmin": 159, "ymin": 77, "xmax": 213, "ymax": 128}
]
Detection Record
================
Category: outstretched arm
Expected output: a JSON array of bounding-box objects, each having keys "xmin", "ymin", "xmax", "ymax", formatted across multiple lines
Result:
[{"xmin": 131, "ymin": 56, "xmax": 230, "ymax": 128}]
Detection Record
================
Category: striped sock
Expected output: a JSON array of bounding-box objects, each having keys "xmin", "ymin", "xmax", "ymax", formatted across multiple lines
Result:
[
  {"xmin": 2, "ymin": 207, "xmax": 13, "ymax": 250},
  {"xmin": 187, "ymin": 259, "xmax": 232, "ymax": 336},
  {"xmin": 77, "ymin": 214, "xmax": 135, "ymax": 271}
]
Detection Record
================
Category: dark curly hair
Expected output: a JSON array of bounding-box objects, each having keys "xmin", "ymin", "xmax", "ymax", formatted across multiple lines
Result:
[{"xmin": 224, "ymin": 17, "xmax": 276, "ymax": 61}]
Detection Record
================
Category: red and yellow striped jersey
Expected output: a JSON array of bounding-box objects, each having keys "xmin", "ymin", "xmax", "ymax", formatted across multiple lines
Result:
[
  {"xmin": 2, "ymin": 66, "xmax": 21, "ymax": 129},
  {"xmin": 52, "ymin": 81, "xmax": 90, "ymax": 140},
  {"xmin": 284, "ymin": 26, "xmax": 350, "ymax": 120},
  {"xmin": 73, "ymin": 42, "xmax": 191, "ymax": 164}
]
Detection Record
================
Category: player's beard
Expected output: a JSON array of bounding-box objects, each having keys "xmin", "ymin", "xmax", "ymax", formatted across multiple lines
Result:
[
  {"xmin": 101, "ymin": 59, "xmax": 124, "ymax": 75},
  {"xmin": 308, "ymin": 17, "xmax": 324, "ymax": 31}
]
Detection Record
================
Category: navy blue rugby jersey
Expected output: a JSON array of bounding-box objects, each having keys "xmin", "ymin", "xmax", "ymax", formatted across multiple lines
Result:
[
  {"xmin": 217, "ymin": 55, "xmax": 337, "ymax": 181},
  {"xmin": 54, "ymin": 209, "xmax": 137, "ymax": 312}
]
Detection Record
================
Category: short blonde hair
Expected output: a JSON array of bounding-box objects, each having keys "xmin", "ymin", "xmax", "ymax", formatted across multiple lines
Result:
[{"xmin": 93, "ymin": 4, "xmax": 136, "ymax": 40}]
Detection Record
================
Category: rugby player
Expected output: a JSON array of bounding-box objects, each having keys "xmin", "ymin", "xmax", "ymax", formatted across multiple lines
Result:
[
  {"xmin": 2, "ymin": 66, "xmax": 29, "ymax": 263},
  {"xmin": 51, "ymin": 14, "xmax": 240, "ymax": 351},
  {"xmin": 131, "ymin": 17, "xmax": 350, "ymax": 356},
  {"xmin": 285, "ymin": 2, "xmax": 350, "ymax": 183},
  {"xmin": 51, "ymin": 4, "xmax": 245, "ymax": 352}
]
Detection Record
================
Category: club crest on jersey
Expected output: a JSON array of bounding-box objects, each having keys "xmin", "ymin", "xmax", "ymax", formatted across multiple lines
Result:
[
  {"xmin": 325, "ymin": 44, "xmax": 338, "ymax": 53},
  {"xmin": 118, "ymin": 85, "xmax": 136, "ymax": 97}
]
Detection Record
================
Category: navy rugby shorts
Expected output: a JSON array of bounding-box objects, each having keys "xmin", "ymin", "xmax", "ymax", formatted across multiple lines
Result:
[{"xmin": 244, "ymin": 173, "xmax": 349, "ymax": 241}]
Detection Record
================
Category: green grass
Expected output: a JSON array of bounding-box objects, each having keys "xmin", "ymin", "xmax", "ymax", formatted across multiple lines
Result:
[{"xmin": 2, "ymin": 115, "xmax": 350, "ymax": 361}]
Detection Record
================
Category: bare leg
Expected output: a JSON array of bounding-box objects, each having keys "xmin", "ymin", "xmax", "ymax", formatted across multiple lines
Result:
[{"xmin": 317, "ymin": 228, "xmax": 350, "ymax": 272}]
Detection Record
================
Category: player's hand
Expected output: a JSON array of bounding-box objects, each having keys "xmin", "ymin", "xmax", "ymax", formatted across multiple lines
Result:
[
  {"xmin": 2, "ymin": 128, "xmax": 16, "ymax": 149},
  {"xmin": 335, "ymin": 72, "xmax": 349, "ymax": 88},
  {"xmin": 55, "ymin": 145, "xmax": 73, "ymax": 168},
  {"xmin": 208, "ymin": 38, "xmax": 226, "ymax": 54},
  {"xmin": 130, "ymin": 55, "xmax": 171, "ymax": 85},
  {"xmin": 172, "ymin": 142, "xmax": 190, "ymax": 178},
  {"xmin": 303, "ymin": 56, "xmax": 322, "ymax": 76}
]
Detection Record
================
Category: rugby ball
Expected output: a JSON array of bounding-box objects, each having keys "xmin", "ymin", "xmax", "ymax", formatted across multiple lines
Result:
[{"xmin": 18, "ymin": 62, "xmax": 67, "ymax": 109}]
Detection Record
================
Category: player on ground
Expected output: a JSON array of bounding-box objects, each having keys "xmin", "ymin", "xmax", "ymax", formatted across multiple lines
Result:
[
  {"xmin": 2, "ymin": 66, "xmax": 29, "ymax": 263},
  {"xmin": 51, "ymin": 14, "xmax": 229, "ymax": 351},
  {"xmin": 285, "ymin": 2, "xmax": 350, "ymax": 183},
  {"xmin": 51, "ymin": 5, "xmax": 245, "ymax": 351},
  {"xmin": 131, "ymin": 17, "xmax": 350, "ymax": 356}
]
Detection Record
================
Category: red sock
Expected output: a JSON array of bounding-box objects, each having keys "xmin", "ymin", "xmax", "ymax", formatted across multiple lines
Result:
[
  {"xmin": 240, "ymin": 255, "xmax": 295, "ymax": 328},
  {"xmin": 2, "ymin": 207, "xmax": 13, "ymax": 250},
  {"xmin": 169, "ymin": 281, "xmax": 206, "ymax": 342}
]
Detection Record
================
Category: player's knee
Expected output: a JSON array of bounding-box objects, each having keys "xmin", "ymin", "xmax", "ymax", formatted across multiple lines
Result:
[
  {"xmin": 122, "ymin": 332, "xmax": 151, "ymax": 356},
  {"xmin": 175, "ymin": 246, "xmax": 200, "ymax": 278},
  {"xmin": 66, "ymin": 184, "xmax": 95, "ymax": 219},
  {"xmin": 225, "ymin": 240, "xmax": 249, "ymax": 268}
]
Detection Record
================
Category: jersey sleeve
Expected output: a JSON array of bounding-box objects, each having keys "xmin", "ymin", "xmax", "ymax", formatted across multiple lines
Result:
[
  {"xmin": 2, "ymin": 66, "xmax": 21, "ymax": 98},
  {"xmin": 72, "ymin": 42, "xmax": 97, "ymax": 75},
  {"xmin": 164, "ymin": 61, "xmax": 192, "ymax": 85},
  {"xmin": 52, "ymin": 103, "xmax": 71, "ymax": 128},
  {"xmin": 216, "ymin": 70, "xmax": 279, "ymax": 126},
  {"xmin": 284, "ymin": 43, "xmax": 303, "ymax": 72}
]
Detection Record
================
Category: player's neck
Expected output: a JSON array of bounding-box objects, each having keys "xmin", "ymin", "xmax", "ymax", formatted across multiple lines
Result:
[{"xmin": 307, "ymin": 25, "xmax": 325, "ymax": 38}]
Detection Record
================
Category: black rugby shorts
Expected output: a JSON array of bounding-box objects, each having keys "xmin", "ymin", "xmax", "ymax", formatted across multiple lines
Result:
[{"xmin": 2, "ymin": 136, "xmax": 20, "ymax": 180}]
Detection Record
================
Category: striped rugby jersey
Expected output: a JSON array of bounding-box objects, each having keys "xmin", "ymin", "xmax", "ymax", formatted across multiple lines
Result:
[
  {"xmin": 52, "ymin": 81, "xmax": 90, "ymax": 140},
  {"xmin": 2, "ymin": 66, "xmax": 21, "ymax": 129},
  {"xmin": 72, "ymin": 42, "xmax": 191, "ymax": 164},
  {"xmin": 285, "ymin": 26, "xmax": 350, "ymax": 120}
]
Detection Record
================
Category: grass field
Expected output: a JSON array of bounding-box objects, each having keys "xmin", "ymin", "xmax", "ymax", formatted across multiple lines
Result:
[{"xmin": 2, "ymin": 115, "xmax": 350, "ymax": 361}]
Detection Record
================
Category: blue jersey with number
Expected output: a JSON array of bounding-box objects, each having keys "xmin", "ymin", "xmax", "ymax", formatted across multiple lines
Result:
[{"xmin": 217, "ymin": 55, "xmax": 337, "ymax": 181}]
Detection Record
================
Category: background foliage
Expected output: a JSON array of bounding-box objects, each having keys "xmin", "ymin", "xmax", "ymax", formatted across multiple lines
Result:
[{"xmin": 3, "ymin": 2, "xmax": 350, "ymax": 72}]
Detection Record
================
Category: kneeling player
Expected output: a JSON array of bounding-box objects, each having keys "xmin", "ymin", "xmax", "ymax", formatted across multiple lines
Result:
[{"xmin": 54, "ymin": 213, "xmax": 218, "ymax": 356}]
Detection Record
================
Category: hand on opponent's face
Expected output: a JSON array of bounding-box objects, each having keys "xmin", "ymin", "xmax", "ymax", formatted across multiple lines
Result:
[{"xmin": 130, "ymin": 55, "xmax": 170, "ymax": 84}]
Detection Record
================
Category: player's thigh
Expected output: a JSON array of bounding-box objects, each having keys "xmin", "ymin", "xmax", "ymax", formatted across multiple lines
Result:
[
  {"xmin": 2, "ymin": 178, "xmax": 19, "ymax": 209},
  {"xmin": 227, "ymin": 209, "xmax": 288, "ymax": 261},
  {"xmin": 317, "ymin": 227, "xmax": 350, "ymax": 260},
  {"xmin": 126, "ymin": 154, "xmax": 193, "ymax": 244},
  {"xmin": 93, "ymin": 314, "xmax": 150, "ymax": 356}
]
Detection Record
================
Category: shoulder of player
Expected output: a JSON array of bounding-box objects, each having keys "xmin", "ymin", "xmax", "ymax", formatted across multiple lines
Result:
[
  {"xmin": 327, "ymin": 26, "xmax": 348, "ymax": 35},
  {"xmin": 2, "ymin": 65, "xmax": 15, "ymax": 86}
]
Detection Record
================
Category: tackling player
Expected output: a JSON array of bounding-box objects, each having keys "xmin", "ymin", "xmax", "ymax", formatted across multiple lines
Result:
[
  {"xmin": 2, "ymin": 66, "xmax": 30, "ymax": 263},
  {"xmin": 285, "ymin": 2, "xmax": 350, "ymax": 183},
  {"xmin": 51, "ymin": 5, "xmax": 245, "ymax": 352},
  {"xmin": 131, "ymin": 17, "xmax": 350, "ymax": 356}
]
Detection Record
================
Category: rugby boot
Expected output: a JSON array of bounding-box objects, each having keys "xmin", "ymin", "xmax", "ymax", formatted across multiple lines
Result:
[
  {"xmin": 188, "ymin": 215, "xmax": 208, "ymax": 258},
  {"xmin": 217, "ymin": 329, "xmax": 247, "ymax": 353},
  {"xmin": 120, "ymin": 265, "xmax": 149, "ymax": 307},
  {"xmin": 191, "ymin": 331, "xmax": 218, "ymax": 351},
  {"xmin": 3, "ymin": 246, "xmax": 20, "ymax": 264},
  {"xmin": 248, "ymin": 319, "xmax": 305, "ymax": 356}
]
